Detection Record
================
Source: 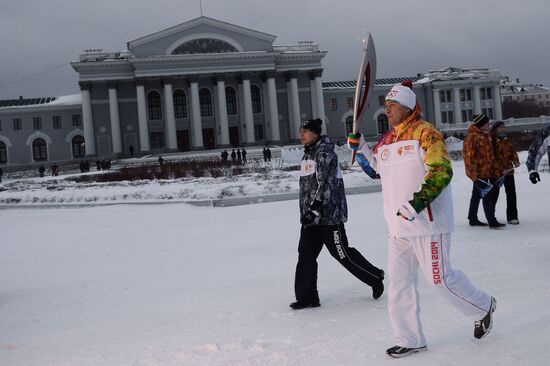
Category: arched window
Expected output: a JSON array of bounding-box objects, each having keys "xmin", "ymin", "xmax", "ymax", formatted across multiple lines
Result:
[
  {"xmin": 147, "ymin": 91, "xmax": 162, "ymax": 120},
  {"xmin": 32, "ymin": 138, "xmax": 47, "ymax": 161},
  {"xmin": 172, "ymin": 38, "xmax": 238, "ymax": 54},
  {"xmin": 225, "ymin": 87, "xmax": 238, "ymax": 115},
  {"xmin": 0, "ymin": 141, "xmax": 7, "ymax": 164},
  {"xmin": 377, "ymin": 114, "xmax": 389, "ymax": 135},
  {"xmin": 72, "ymin": 135, "xmax": 85, "ymax": 158},
  {"xmin": 173, "ymin": 89, "xmax": 188, "ymax": 118},
  {"xmin": 345, "ymin": 116, "xmax": 354, "ymax": 135},
  {"xmin": 251, "ymin": 85, "xmax": 262, "ymax": 113},
  {"xmin": 199, "ymin": 88, "xmax": 213, "ymax": 117}
]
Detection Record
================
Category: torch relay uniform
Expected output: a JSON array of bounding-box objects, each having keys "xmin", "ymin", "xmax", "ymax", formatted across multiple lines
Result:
[{"xmin": 351, "ymin": 101, "xmax": 493, "ymax": 349}]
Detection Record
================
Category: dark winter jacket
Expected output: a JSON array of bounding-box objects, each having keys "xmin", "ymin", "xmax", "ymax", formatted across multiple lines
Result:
[
  {"xmin": 299, "ymin": 135, "xmax": 347, "ymax": 225},
  {"xmin": 526, "ymin": 124, "xmax": 550, "ymax": 173}
]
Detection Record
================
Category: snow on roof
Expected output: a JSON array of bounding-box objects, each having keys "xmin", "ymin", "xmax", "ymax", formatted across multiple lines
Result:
[
  {"xmin": 323, "ymin": 76, "xmax": 422, "ymax": 89},
  {"xmin": 0, "ymin": 94, "xmax": 81, "ymax": 110}
]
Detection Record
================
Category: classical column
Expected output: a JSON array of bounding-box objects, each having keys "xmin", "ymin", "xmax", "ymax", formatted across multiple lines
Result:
[
  {"xmin": 189, "ymin": 78, "xmax": 204, "ymax": 148},
  {"xmin": 453, "ymin": 87, "xmax": 463, "ymax": 124},
  {"xmin": 287, "ymin": 71, "xmax": 301, "ymax": 139},
  {"xmin": 135, "ymin": 80, "xmax": 150, "ymax": 153},
  {"xmin": 163, "ymin": 80, "xmax": 177, "ymax": 151},
  {"xmin": 241, "ymin": 76, "xmax": 255, "ymax": 144},
  {"xmin": 309, "ymin": 72, "xmax": 318, "ymax": 119},
  {"xmin": 215, "ymin": 76, "xmax": 230, "ymax": 146},
  {"xmin": 313, "ymin": 69, "xmax": 325, "ymax": 122},
  {"xmin": 473, "ymin": 85, "xmax": 482, "ymax": 115},
  {"xmin": 266, "ymin": 72, "xmax": 281, "ymax": 142},
  {"xmin": 79, "ymin": 82, "xmax": 96, "ymax": 156},
  {"xmin": 433, "ymin": 88, "xmax": 442, "ymax": 127},
  {"xmin": 107, "ymin": 83, "xmax": 122, "ymax": 155},
  {"xmin": 493, "ymin": 85, "xmax": 503, "ymax": 120}
]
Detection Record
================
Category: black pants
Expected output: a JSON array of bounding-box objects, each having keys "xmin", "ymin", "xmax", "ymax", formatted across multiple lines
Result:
[
  {"xmin": 294, "ymin": 223, "xmax": 383, "ymax": 303},
  {"xmin": 493, "ymin": 175, "xmax": 518, "ymax": 222},
  {"xmin": 467, "ymin": 179, "xmax": 500, "ymax": 225}
]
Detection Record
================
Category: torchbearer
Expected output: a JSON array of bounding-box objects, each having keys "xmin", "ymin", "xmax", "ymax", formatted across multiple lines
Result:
[{"xmin": 348, "ymin": 81, "xmax": 496, "ymax": 358}]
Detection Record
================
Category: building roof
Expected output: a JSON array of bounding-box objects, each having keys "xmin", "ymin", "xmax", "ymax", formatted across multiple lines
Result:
[
  {"xmin": 0, "ymin": 94, "xmax": 81, "ymax": 110},
  {"xmin": 323, "ymin": 76, "xmax": 422, "ymax": 89}
]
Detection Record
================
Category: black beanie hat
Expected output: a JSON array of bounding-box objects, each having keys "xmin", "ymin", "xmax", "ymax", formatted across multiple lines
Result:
[
  {"xmin": 472, "ymin": 113, "xmax": 490, "ymax": 128},
  {"xmin": 300, "ymin": 118, "xmax": 322, "ymax": 135},
  {"xmin": 490, "ymin": 120, "xmax": 505, "ymax": 131}
]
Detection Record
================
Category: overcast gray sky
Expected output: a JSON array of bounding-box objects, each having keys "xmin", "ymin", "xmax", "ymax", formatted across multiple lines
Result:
[{"xmin": 1, "ymin": 0, "xmax": 549, "ymax": 99}]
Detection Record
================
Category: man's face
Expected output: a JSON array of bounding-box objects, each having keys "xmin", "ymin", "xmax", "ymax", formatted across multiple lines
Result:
[
  {"xmin": 300, "ymin": 128, "xmax": 318, "ymax": 145},
  {"xmin": 480, "ymin": 122, "xmax": 491, "ymax": 132},
  {"xmin": 385, "ymin": 101, "xmax": 410, "ymax": 127},
  {"xmin": 495, "ymin": 125, "xmax": 505, "ymax": 134}
]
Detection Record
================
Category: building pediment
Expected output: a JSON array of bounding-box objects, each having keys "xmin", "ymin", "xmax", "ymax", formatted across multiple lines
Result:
[{"xmin": 127, "ymin": 17, "xmax": 277, "ymax": 57}]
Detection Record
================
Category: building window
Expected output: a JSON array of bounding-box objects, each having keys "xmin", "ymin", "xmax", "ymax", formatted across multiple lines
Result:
[
  {"xmin": 147, "ymin": 91, "xmax": 162, "ymax": 120},
  {"xmin": 330, "ymin": 98, "xmax": 337, "ymax": 111},
  {"xmin": 345, "ymin": 116, "xmax": 354, "ymax": 135},
  {"xmin": 0, "ymin": 141, "xmax": 7, "ymax": 164},
  {"xmin": 482, "ymin": 107, "xmax": 494, "ymax": 119},
  {"xmin": 377, "ymin": 114, "xmax": 389, "ymax": 134},
  {"xmin": 441, "ymin": 111, "xmax": 454, "ymax": 124},
  {"xmin": 462, "ymin": 109, "xmax": 474, "ymax": 122},
  {"xmin": 254, "ymin": 124, "xmax": 264, "ymax": 141},
  {"xmin": 0, "ymin": 120, "xmax": 2, "ymax": 131},
  {"xmin": 199, "ymin": 88, "xmax": 213, "ymax": 117},
  {"xmin": 72, "ymin": 135, "xmax": 85, "ymax": 158},
  {"xmin": 226, "ymin": 87, "xmax": 238, "ymax": 115},
  {"xmin": 173, "ymin": 89, "xmax": 188, "ymax": 118},
  {"xmin": 440, "ymin": 90, "xmax": 452, "ymax": 103},
  {"xmin": 32, "ymin": 138, "xmax": 47, "ymax": 161},
  {"xmin": 13, "ymin": 118, "xmax": 22, "ymax": 131},
  {"xmin": 346, "ymin": 97, "xmax": 354, "ymax": 109},
  {"xmin": 480, "ymin": 87, "xmax": 492, "ymax": 100},
  {"xmin": 150, "ymin": 132, "xmax": 165, "ymax": 149},
  {"xmin": 378, "ymin": 95, "xmax": 385, "ymax": 106},
  {"xmin": 72, "ymin": 114, "xmax": 82, "ymax": 127},
  {"xmin": 251, "ymin": 85, "xmax": 262, "ymax": 114},
  {"xmin": 33, "ymin": 117, "xmax": 42, "ymax": 131},
  {"xmin": 52, "ymin": 115, "xmax": 62, "ymax": 129},
  {"xmin": 460, "ymin": 89, "xmax": 472, "ymax": 102}
]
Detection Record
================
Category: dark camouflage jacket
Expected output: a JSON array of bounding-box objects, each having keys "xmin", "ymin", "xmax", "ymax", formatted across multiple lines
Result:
[
  {"xmin": 299, "ymin": 136, "xmax": 347, "ymax": 225},
  {"xmin": 526, "ymin": 124, "xmax": 550, "ymax": 172}
]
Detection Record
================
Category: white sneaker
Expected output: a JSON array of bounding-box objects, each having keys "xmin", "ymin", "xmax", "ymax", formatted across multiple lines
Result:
[{"xmin": 508, "ymin": 219, "xmax": 519, "ymax": 225}]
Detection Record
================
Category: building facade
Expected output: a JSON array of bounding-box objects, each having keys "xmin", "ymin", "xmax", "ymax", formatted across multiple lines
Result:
[{"xmin": 3, "ymin": 18, "xmax": 544, "ymax": 167}]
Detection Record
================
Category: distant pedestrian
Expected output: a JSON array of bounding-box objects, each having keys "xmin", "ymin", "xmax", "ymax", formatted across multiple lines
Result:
[
  {"xmin": 491, "ymin": 121, "xmax": 520, "ymax": 224},
  {"xmin": 0, "ymin": 167, "xmax": 3, "ymax": 183},
  {"xmin": 263, "ymin": 147, "xmax": 268, "ymax": 162},
  {"xmin": 38, "ymin": 165, "xmax": 45, "ymax": 177},
  {"xmin": 526, "ymin": 124, "xmax": 550, "ymax": 184},
  {"xmin": 51, "ymin": 163, "xmax": 60, "ymax": 176},
  {"xmin": 237, "ymin": 149, "xmax": 242, "ymax": 163},
  {"xmin": 96, "ymin": 160, "xmax": 102, "ymax": 171},
  {"xmin": 129, "ymin": 145, "xmax": 135, "ymax": 157},
  {"xmin": 242, "ymin": 148, "xmax": 247, "ymax": 163},
  {"xmin": 221, "ymin": 150, "xmax": 229, "ymax": 162},
  {"xmin": 463, "ymin": 114, "xmax": 505, "ymax": 229},
  {"xmin": 231, "ymin": 149, "xmax": 236, "ymax": 162},
  {"xmin": 266, "ymin": 147, "xmax": 272, "ymax": 162},
  {"xmin": 158, "ymin": 156, "xmax": 165, "ymax": 166}
]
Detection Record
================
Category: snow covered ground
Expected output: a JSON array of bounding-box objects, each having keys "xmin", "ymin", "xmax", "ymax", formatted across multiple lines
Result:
[{"xmin": 1, "ymin": 154, "xmax": 549, "ymax": 365}]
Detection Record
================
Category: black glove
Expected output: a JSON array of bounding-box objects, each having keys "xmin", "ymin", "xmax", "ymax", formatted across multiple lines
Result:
[
  {"xmin": 300, "ymin": 200, "xmax": 322, "ymax": 225},
  {"xmin": 529, "ymin": 172, "xmax": 541, "ymax": 184}
]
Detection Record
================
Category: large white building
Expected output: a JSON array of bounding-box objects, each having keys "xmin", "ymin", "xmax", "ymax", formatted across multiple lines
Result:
[{"xmin": 1, "ymin": 17, "xmax": 547, "ymax": 167}]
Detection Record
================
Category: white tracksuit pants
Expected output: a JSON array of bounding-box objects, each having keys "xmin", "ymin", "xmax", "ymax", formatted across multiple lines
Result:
[{"xmin": 388, "ymin": 233, "xmax": 492, "ymax": 348}]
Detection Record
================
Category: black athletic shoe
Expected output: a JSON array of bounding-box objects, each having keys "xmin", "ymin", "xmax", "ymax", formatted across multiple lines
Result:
[
  {"xmin": 289, "ymin": 300, "xmax": 320, "ymax": 310},
  {"xmin": 386, "ymin": 345, "xmax": 427, "ymax": 358},
  {"xmin": 372, "ymin": 269, "xmax": 385, "ymax": 299},
  {"xmin": 469, "ymin": 219, "xmax": 488, "ymax": 227},
  {"xmin": 474, "ymin": 296, "xmax": 497, "ymax": 339},
  {"xmin": 372, "ymin": 281, "xmax": 384, "ymax": 299},
  {"xmin": 489, "ymin": 222, "xmax": 506, "ymax": 230}
]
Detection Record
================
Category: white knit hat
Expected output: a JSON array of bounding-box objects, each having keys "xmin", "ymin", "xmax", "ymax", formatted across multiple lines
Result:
[{"xmin": 385, "ymin": 83, "xmax": 416, "ymax": 110}]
